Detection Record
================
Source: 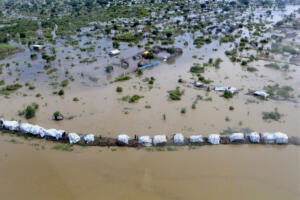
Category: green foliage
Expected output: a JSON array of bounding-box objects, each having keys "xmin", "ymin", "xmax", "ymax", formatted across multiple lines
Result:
[
  {"xmin": 264, "ymin": 63, "xmax": 280, "ymax": 70},
  {"xmin": 53, "ymin": 111, "xmax": 64, "ymax": 121},
  {"xmin": 60, "ymin": 80, "xmax": 69, "ymax": 87},
  {"xmin": 168, "ymin": 87, "xmax": 184, "ymax": 100},
  {"xmin": 189, "ymin": 63, "xmax": 204, "ymax": 73},
  {"xmin": 0, "ymin": 83, "xmax": 22, "ymax": 95},
  {"xmin": 223, "ymin": 90, "xmax": 233, "ymax": 99},
  {"xmin": 263, "ymin": 84, "xmax": 293, "ymax": 98},
  {"xmin": 52, "ymin": 144, "xmax": 73, "ymax": 151},
  {"xmin": 116, "ymin": 86, "xmax": 123, "ymax": 93},
  {"xmin": 114, "ymin": 76, "xmax": 131, "ymax": 82},
  {"xmin": 262, "ymin": 108, "xmax": 281, "ymax": 121},
  {"xmin": 105, "ymin": 65, "xmax": 113, "ymax": 73}
]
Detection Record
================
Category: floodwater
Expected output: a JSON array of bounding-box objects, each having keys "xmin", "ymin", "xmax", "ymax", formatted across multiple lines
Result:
[
  {"xmin": 0, "ymin": 5, "xmax": 300, "ymax": 200},
  {"xmin": 0, "ymin": 135, "xmax": 299, "ymax": 200}
]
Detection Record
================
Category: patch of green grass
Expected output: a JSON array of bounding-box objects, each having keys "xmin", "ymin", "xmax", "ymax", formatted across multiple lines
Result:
[
  {"xmin": 60, "ymin": 80, "xmax": 69, "ymax": 87},
  {"xmin": 52, "ymin": 144, "xmax": 74, "ymax": 151},
  {"xmin": 262, "ymin": 108, "xmax": 281, "ymax": 121},
  {"xmin": 0, "ymin": 83, "xmax": 22, "ymax": 95},
  {"xmin": 168, "ymin": 87, "xmax": 184, "ymax": 100},
  {"xmin": 167, "ymin": 146, "xmax": 178, "ymax": 151},
  {"xmin": 114, "ymin": 76, "xmax": 131, "ymax": 82},
  {"xmin": 247, "ymin": 67, "xmax": 258, "ymax": 72},
  {"xmin": 264, "ymin": 63, "xmax": 280, "ymax": 70}
]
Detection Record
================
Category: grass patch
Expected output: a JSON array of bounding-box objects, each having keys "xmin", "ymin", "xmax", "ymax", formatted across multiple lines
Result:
[
  {"xmin": 264, "ymin": 63, "xmax": 280, "ymax": 70},
  {"xmin": 0, "ymin": 83, "xmax": 22, "ymax": 95},
  {"xmin": 114, "ymin": 75, "xmax": 131, "ymax": 82},
  {"xmin": 52, "ymin": 144, "xmax": 74, "ymax": 151},
  {"xmin": 262, "ymin": 108, "xmax": 281, "ymax": 121},
  {"xmin": 168, "ymin": 87, "xmax": 184, "ymax": 100}
]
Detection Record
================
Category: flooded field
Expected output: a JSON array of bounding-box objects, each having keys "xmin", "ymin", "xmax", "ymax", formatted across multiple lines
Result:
[
  {"xmin": 0, "ymin": 134, "xmax": 299, "ymax": 200},
  {"xmin": 0, "ymin": 0, "xmax": 300, "ymax": 199}
]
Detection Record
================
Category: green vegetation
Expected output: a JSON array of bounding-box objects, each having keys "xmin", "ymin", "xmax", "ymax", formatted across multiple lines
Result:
[
  {"xmin": 52, "ymin": 144, "xmax": 74, "ymax": 151},
  {"xmin": 190, "ymin": 63, "xmax": 204, "ymax": 73},
  {"xmin": 116, "ymin": 86, "xmax": 123, "ymax": 93},
  {"xmin": 0, "ymin": 84, "xmax": 22, "ymax": 95},
  {"xmin": 223, "ymin": 90, "xmax": 233, "ymax": 99},
  {"xmin": 53, "ymin": 111, "xmax": 64, "ymax": 121},
  {"xmin": 168, "ymin": 87, "xmax": 184, "ymax": 100},
  {"xmin": 105, "ymin": 66, "xmax": 113, "ymax": 73},
  {"xmin": 122, "ymin": 94, "xmax": 144, "ymax": 103},
  {"xmin": 262, "ymin": 108, "xmax": 281, "ymax": 121},
  {"xmin": 263, "ymin": 84, "xmax": 294, "ymax": 98},
  {"xmin": 0, "ymin": 44, "xmax": 23, "ymax": 59},
  {"xmin": 247, "ymin": 67, "xmax": 258, "ymax": 72},
  {"xmin": 264, "ymin": 63, "xmax": 280, "ymax": 70},
  {"xmin": 60, "ymin": 80, "xmax": 69, "ymax": 87},
  {"xmin": 18, "ymin": 103, "xmax": 39, "ymax": 119},
  {"xmin": 114, "ymin": 76, "xmax": 131, "ymax": 82}
]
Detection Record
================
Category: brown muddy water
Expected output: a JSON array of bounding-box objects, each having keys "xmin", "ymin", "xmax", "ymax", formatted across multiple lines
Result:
[
  {"xmin": 1, "ymin": 7, "xmax": 300, "ymax": 199},
  {"xmin": 0, "ymin": 135, "xmax": 299, "ymax": 200}
]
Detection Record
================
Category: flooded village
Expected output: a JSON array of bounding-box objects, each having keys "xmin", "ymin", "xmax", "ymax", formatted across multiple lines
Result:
[{"xmin": 0, "ymin": 0, "xmax": 299, "ymax": 199}]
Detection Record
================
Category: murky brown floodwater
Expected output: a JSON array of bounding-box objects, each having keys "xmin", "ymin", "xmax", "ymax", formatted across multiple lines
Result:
[{"xmin": 0, "ymin": 135, "xmax": 299, "ymax": 200}]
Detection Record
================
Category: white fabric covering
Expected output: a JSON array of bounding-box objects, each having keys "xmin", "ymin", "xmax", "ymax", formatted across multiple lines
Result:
[
  {"xmin": 229, "ymin": 133, "xmax": 244, "ymax": 142},
  {"xmin": 138, "ymin": 136, "xmax": 152, "ymax": 146},
  {"xmin": 208, "ymin": 134, "xmax": 220, "ymax": 144},
  {"xmin": 249, "ymin": 132, "xmax": 260, "ymax": 143},
  {"xmin": 215, "ymin": 86, "xmax": 237, "ymax": 93},
  {"xmin": 254, "ymin": 91, "xmax": 269, "ymax": 98},
  {"xmin": 189, "ymin": 135, "xmax": 204, "ymax": 143},
  {"xmin": 153, "ymin": 135, "xmax": 167, "ymax": 146},
  {"xmin": 117, "ymin": 134, "xmax": 130, "ymax": 144},
  {"xmin": 3, "ymin": 120, "xmax": 19, "ymax": 131},
  {"xmin": 68, "ymin": 133, "xmax": 80, "ymax": 144},
  {"xmin": 173, "ymin": 133, "xmax": 184, "ymax": 145},
  {"xmin": 262, "ymin": 132, "xmax": 275, "ymax": 144},
  {"xmin": 84, "ymin": 134, "xmax": 94, "ymax": 143},
  {"xmin": 195, "ymin": 82, "xmax": 203, "ymax": 87},
  {"xmin": 45, "ymin": 129, "xmax": 65, "ymax": 140},
  {"xmin": 274, "ymin": 132, "xmax": 288, "ymax": 144},
  {"xmin": 20, "ymin": 123, "xmax": 46, "ymax": 137}
]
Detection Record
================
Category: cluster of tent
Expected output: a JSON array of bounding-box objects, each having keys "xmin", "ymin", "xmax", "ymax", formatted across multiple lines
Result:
[{"xmin": 0, "ymin": 119, "xmax": 289, "ymax": 146}]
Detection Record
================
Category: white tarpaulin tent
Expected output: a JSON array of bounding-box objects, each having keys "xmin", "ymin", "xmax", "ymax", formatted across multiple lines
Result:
[
  {"xmin": 84, "ymin": 134, "xmax": 94, "ymax": 143},
  {"xmin": 229, "ymin": 133, "xmax": 244, "ymax": 142},
  {"xmin": 45, "ymin": 129, "xmax": 65, "ymax": 140},
  {"xmin": 189, "ymin": 135, "xmax": 204, "ymax": 143},
  {"xmin": 68, "ymin": 133, "xmax": 80, "ymax": 144},
  {"xmin": 153, "ymin": 135, "xmax": 167, "ymax": 146},
  {"xmin": 208, "ymin": 134, "xmax": 220, "ymax": 144},
  {"xmin": 249, "ymin": 132, "xmax": 260, "ymax": 143},
  {"xmin": 254, "ymin": 91, "xmax": 269, "ymax": 98},
  {"xmin": 274, "ymin": 132, "xmax": 288, "ymax": 144},
  {"xmin": 117, "ymin": 134, "xmax": 130, "ymax": 144},
  {"xmin": 2, "ymin": 120, "xmax": 19, "ymax": 131},
  {"xmin": 138, "ymin": 136, "xmax": 152, "ymax": 146},
  {"xmin": 173, "ymin": 133, "xmax": 184, "ymax": 145}
]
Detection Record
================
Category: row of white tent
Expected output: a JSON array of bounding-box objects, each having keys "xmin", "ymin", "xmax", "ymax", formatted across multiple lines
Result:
[{"xmin": 0, "ymin": 120, "xmax": 288, "ymax": 145}]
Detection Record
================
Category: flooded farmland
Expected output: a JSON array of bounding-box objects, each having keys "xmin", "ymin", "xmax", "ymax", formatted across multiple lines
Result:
[{"xmin": 0, "ymin": 0, "xmax": 299, "ymax": 199}]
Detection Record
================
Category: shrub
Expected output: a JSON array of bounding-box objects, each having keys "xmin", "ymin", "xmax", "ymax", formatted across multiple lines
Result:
[
  {"xmin": 61, "ymin": 80, "xmax": 69, "ymax": 87},
  {"xmin": 53, "ymin": 111, "xmax": 64, "ymax": 121},
  {"xmin": 116, "ymin": 86, "xmax": 123, "ymax": 93},
  {"xmin": 262, "ymin": 109, "xmax": 281, "ymax": 121},
  {"xmin": 223, "ymin": 90, "xmax": 233, "ymax": 99},
  {"xmin": 105, "ymin": 65, "xmax": 113, "ymax": 73},
  {"xmin": 247, "ymin": 67, "xmax": 257, "ymax": 72},
  {"xmin": 168, "ymin": 87, "xmax": 184, "ymax": 100},
  {"xmin": 58, "ymin": 89, "xmax": 64, "ymax": 96},
  {"xmin": 25, "ymin": 106, "xmax": 35, "ymax": 119},
  {"xmin": 114, "ymin": 76, "xmax": 131, "ymax": 82}
]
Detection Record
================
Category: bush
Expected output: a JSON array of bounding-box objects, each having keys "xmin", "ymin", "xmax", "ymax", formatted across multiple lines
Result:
[
  {"xmin": 168, "ymin": 87, "xmax": 184, "ymax": 100},
  {"xmin": 61, "ymin": 80, "xmax": 69, "ymax": 87},
  {"xmin": 116, "ymin": 86, "xmax": 123, "ymax": 93},
  {"xmin": 262, "ymin": 109, "xmax": 281, "ymax": 121},
  {"xmin": 53, "ymin": 111, "xmax": 64, "ymax": 121},
  {"xmin": 25, "ymin": 106, "xmax": 35, "ymax": 119},
  {"xmin": 114, "ymin": 76, "xmax": 131, "ymax": 82},
  {"xmin": 58, "ymin": 89, "xmax": 64, "ymax": 96},
  {"xmin": 247, "ymin": 67, "xmax": 258, "ymax": 72},
  {"xmin": 105, "ymin": 65, "xmax": 113, "ymax": 73},
  {"xmin": 223, "ymin": 90, "xmax": 233, "ymax": 99}
]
